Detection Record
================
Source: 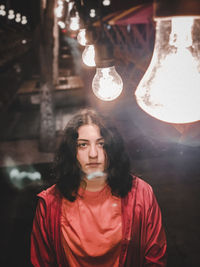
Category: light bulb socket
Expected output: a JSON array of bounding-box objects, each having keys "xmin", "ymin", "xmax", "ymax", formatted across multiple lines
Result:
[
  {"xmin": 95, "ymin": 41, "xmax": 114, "ymax": 68},
  {"xmin": 154, "ymin": 0, "xmax": 200, "ymax": 18},
  {"xmin": 85, "ymin": 27, "xmax": 96, "ymax": 45},
  {"xmin": 69, "ymin": 5, "xmax": 77, "ymax": 18},
  {"xmin": 79, "ymin": 19, "xmax": 85, "ymax": 29}
]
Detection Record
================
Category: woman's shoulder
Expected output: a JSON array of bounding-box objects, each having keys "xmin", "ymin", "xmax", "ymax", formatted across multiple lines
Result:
[
  {"xmin": 37, "ymin": 184, "xmax": 62, "ymax": 203},
  {"xmin": 130, "ymin": 175, "xmax": 154, "ymax": 199}
]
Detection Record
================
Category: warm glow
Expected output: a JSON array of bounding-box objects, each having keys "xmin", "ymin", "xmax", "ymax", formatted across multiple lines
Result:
[
  {"xmin": 15, "ymin": 13, "xmax": 21, "ymax": 22},
  {"xmin": 135, "ymin": 17, "xmax": 200, "ymax": 124},
  {"xmin": 8, "ymin": 10, "xmax": 15, "ymax": 20},
  {"xmin": 21, "ymin": 16, "xmax": 27, "ymax": 25},
  {"xmin": 58, "ymin": 20, "xmax": 65, "ymax": 29},
  {"xmin": 103, "ymin": 0, "xmax": 111, "ymax": 6},
  {"xmin": 77, "ymin": 29, "xmax": 87, "ymax": 46},
  {"xmin": 55, "ymin": 0, "xmax": 64, "ymax": 18},
  {"xmin": 90, "ymin": 9, "xmax": 96, "ymax": 18},
  {"xmin": 69, "ymin": 15, "xmax": 80, "ymax": 31},
  {"xmin": 82, "ymin": 45, "xmax": 96, "ymax": 67},
  {"xmin": 92, "ymin": 66, "xmax": 123, "ymax": 101},
  {"xmin": 0, "ymin": 5, "xmax": 6, "ymax": 16}
]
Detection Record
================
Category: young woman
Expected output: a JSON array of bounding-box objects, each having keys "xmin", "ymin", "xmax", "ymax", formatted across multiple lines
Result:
[{"xmin": 31, "ymin": 109, "xmax": 167, "ymax": 266}]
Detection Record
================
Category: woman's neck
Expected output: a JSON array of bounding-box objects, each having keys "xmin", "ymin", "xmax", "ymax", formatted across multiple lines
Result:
[{"xmin": 81, "ymin": 174, "xmax": 107, "ymax": 192}]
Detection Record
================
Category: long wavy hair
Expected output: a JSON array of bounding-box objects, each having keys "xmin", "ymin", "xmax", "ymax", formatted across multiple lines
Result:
[{"xmin": 54, "ymin": 108, "xmax": 133, "ymax": 201}]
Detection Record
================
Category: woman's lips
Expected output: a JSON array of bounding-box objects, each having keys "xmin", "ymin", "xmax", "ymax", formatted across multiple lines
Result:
[{"xmin": 86, "ymin": 163, "xmax": 100, "ymax": 167}]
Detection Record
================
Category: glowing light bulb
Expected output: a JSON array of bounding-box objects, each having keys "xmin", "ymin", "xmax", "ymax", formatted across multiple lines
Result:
[
  {"xmin": 90, "ymin": 9, "xmax": 96, "ymax": 18},
  {"xmin": 15, "ymin": 13, "xmax": 21, "ymax": 23},
  {"xmin": 21, "ymin": 15, "xmax": 27, "ymax": 25},
  {"xmin": 82, "ymin": 45, "xmax": 96, "ymax": 67},
  {"xmin": 0, "ymin": 5, "xmax": 6, "ymax": 16},
  {"xmin": 77, "ymin": 28, "xmax": 87, "ymax": 46},
  {"xmin": 8, "ymin": 10, "xmax": 15, "ymax": 20},
  {"xmin": 55, "ymin": 0, "xmax": 63, "ymax": 18},
  {"xmin": 103, "ymin": 0, "xmax": 111, "ymax": 6},
  {"xmin": 135, "ymin": 17, "xmax": 200, "ymax": 124},
  {"xmin": 92, "ymin": 66, "xmax": 123, "ymax": 101},
  {"xmin": 69, "ymin": 15, "xmax": 80, "ymax": 31},
  {"xmin": 58, "ymin": 20, "xmax": 65, "ymax": 29}
]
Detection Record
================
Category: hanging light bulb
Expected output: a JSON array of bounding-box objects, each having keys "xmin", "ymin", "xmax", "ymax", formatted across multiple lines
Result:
[
  {"xmin": 89, "ymin": 9, "xmax": 96, "ymax": 18},
  {"xmin": 92, "ymin": 66, "xmax": 123, "ymax": 101},
  {"xmin": 135, "ymin": 0, "xmax": 200, "ymax": 124},
  {"xmin": 82, "ymin": 27, "xmax": 96, "ymax": 67},
  {"xmin": 69, "ymin": 14, "xmax": 80, "ymax": 31},
  {"xmin": 102, "ymin": 0, "xmax": 111, "ymax": 7},
  {"xmin": 82, "ymin": 44, "xmax": 96, "ymax": 67},
  {"xmin": 69, "ymin": 3, "xmax": 80, "ymax": 31},
  {"xmin": 0, "ymin": 5, "xmax": 6, "ymax": 16},
  {"xmin": 21, "ymin": 15, "xmax": 28, "ymax": 25},
  {"xmin": 55, "ymin": 0, "xmax": 64, "ymax": 18},
  {"xmin": 15, "ymin": 13, "xmax": 21, "ymax": 23},
  {"xmin": 58, "ymin": 20, "xmax": 65, "ymax": 29},
  {"xmin": 8, "ymin": 10, "xmax": 15, "ymax": 20},
  {"xmin": 77, "ymin": 28, "xmax": 87, "ymax": 46},
  {"xmin": 92, "ymin": 38, "xmax": 123, "ymax": 101}
]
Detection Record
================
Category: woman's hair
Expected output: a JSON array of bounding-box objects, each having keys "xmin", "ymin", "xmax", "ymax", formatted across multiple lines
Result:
[{"xmin": 54, "ymin": 108, "xmax": 133, "ymax": 201}]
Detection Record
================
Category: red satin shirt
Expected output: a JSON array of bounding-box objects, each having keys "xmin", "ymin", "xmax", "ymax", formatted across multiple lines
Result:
[
  {"xmin": 31, "ymin": 176, "xmax": 167, "ymax": 266},
  {"xmin": 61, "ymin": 185, "xmax": 122, "ymax": 266}
]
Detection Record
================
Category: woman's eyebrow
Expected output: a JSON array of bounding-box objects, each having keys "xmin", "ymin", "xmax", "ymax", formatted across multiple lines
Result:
[
  {"xmin": 77, "ymin": 138, "xmax": 104, "ymax": 142},
  {"xmin": 97, "ymin": 138, "xmax": 104, "ymax": 141}
]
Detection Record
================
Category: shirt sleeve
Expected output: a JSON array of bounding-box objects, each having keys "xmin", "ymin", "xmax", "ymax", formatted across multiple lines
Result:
[
  {"xmin": 30, "ymin": 198, "xmax": 58, "ymax": 267},
  {"xmin": 144, "ymin": 188, "xmax": 167, "ymax": 266}
]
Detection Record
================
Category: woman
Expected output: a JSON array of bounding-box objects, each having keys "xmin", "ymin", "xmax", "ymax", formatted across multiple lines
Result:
[{"xmin": 31, "ymin": 108, "xmax": 167, "ymax": 266}]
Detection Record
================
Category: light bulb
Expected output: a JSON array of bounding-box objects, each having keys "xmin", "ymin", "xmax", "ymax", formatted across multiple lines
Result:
[
  {"xmin": 77, "ymin": 29, "xmax": 87, "ymax": 46},
  {"xmin": 58, "ymin": 20, "xmax": 65, "ymax": 29},
  {"xmin": 0, "ymin": 9, "xmax": 6, "ymax": 16},
  {"xmin": 0, "ymin": 5, "xmax": 5, "ymax": 10},
  {"xmin": 55, "ymin": 0, "xmax": 63, "ymax": 18},
  {"xmin": 15, "ymin": 13, "xmax": 21, "ymax": 23},
  {"xmin": 103, "ymin": 0, "xmax": 111, "ymax": 6},
  {"xmin": 92, "ymin": 66, "xmax": 123, "ymax": 101},
  {"xmin": 90, "ymin": 9, "xmax": 96, "ymax": 18},
  {"xmin": 8, "ymin": 10, "xmax": 15, "ymax": 20},
  {"xmin": 21, "ymin": 15, "xmax": 27, "ymax": 24},
  {"xmin": 82, "ymin": 45, "xmax": 96, "ymax": 67},
  {"xmin": 135, "ymin": 16, "xmax": 200, "ymax": 124},
  {"xmin": 69, "ymin": 16, "xmax": 80, "ymax": 31}
]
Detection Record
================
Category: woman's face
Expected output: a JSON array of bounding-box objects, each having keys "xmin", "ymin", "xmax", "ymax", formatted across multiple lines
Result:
[{"xmin": 76, "ymin": 124, "xmax": 107, "ymax": 176}]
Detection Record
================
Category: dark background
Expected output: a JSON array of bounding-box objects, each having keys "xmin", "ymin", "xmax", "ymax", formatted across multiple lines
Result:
[{"xmin": 0, "ymin": 0, "xmax": 200, "ymax": 266}]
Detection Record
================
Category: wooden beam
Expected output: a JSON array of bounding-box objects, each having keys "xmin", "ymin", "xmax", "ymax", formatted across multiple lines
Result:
[{"xmin": 131, "ymin": 24, "xmax": 148, "ymax": 50}]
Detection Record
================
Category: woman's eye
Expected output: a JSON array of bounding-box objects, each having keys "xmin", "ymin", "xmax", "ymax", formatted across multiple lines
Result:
[
  {"xmin": 77, "ymin": 143, "xmax": 87, "ymax": 148},
  {"xmin": 98, "ymin": 142, "xmax": 104, "ymax": 147}
]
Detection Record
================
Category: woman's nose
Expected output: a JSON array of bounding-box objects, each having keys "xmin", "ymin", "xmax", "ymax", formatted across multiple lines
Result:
[{"xmin": 89, "ymin": 144, "xmax": 98, "ymax": 158}]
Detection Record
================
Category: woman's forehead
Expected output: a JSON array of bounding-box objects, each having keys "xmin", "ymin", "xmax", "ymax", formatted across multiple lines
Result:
[{"xmin": 77, "ymin": 124, "xmax": 102, "ymax": 140}]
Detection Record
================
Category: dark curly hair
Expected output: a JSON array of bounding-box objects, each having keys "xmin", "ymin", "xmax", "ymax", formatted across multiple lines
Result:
[{"xmin": 54, "ymin": 108, "xmax": 133, "ymax": 201}]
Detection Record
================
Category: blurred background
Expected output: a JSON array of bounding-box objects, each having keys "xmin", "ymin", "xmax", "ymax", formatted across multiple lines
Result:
[{"xmin": 0, "ymin": 0, "xmax": 200, "ymax": 266}]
